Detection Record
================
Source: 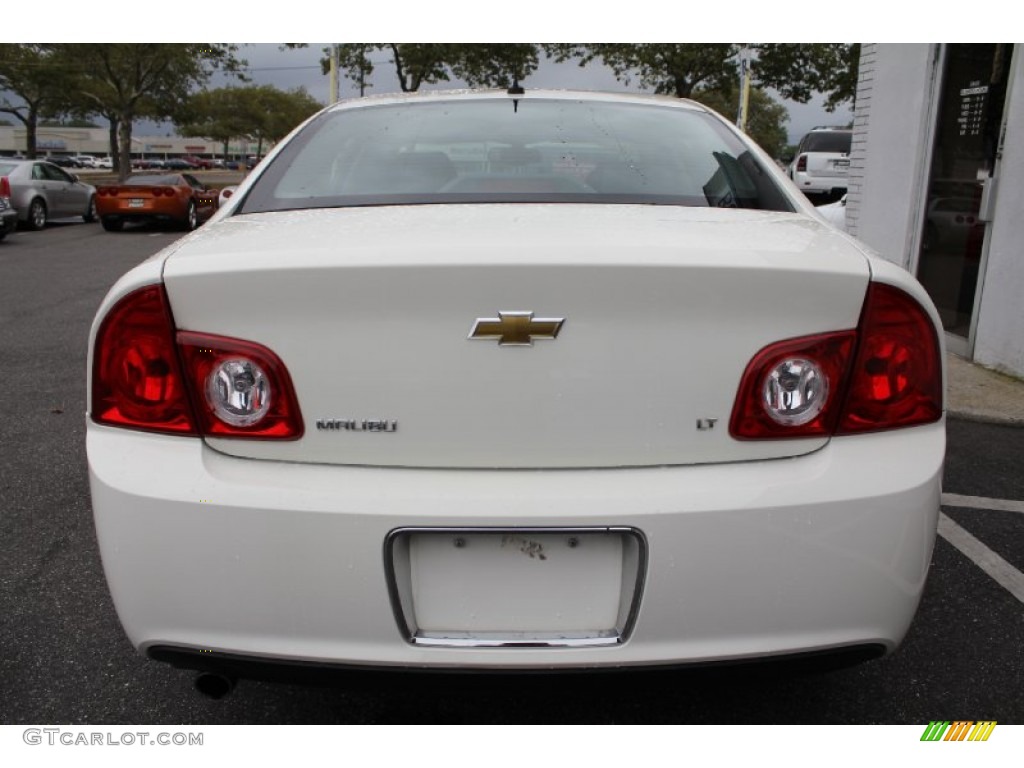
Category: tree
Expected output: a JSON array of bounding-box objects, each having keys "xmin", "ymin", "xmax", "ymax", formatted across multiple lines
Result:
[
  {"xmin": 287, "ymin": 44, "xmax": 542, "ymax": 95},
  {"xmin": 177, "ymin": 85, "xmax": 323, "ymax": 159},
  {"xmin": 61, "ymin": 44, "xmax": 245, "ymax": 180},
  {"xmin": 0, "ymin": 45, "xmax": 78, "ymax": 158},
  {"xmin": 547, "ymin": 44, "xmax": 859, "ymax": 111},
  {"xmin": 176, "ymin": 88, "xmax": 254, "ymax": 160},
  {"xmin": 40, "ymin": 118, "xmax": 100, "ymax": 128},
  {"xmin": 692, "ymin": 87, "xmax": 790, "ymax": 159},
  {"xmin": 450, "ymin": 45, "xmax": 540, "ymax": 88},
  {"xmin": 247, "ymin": 86, "xmax": 323, "ymax": 156},
  {"xmin": 547, "ymin": 44, "xmax": 741, "ymax": 98},
  {"xmin": 752, "ymin": 44, "xmax": 860, "ymax": 111}
]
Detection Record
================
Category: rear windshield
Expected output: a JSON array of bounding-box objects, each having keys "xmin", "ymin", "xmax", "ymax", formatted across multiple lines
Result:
[
  {"xmin": 126, "ymin": 175, "xmax": 179, "ymax": 185},
  {"xmin": 240, "ymin": 98, "xmax": 793, "ymax": 213},
  {"xmin": 0, "ymin": 163, "xmax": 18, "ymax": 176},
  {"xmin": 802, "ymin": 132, "xmax": 852, "ymax": 154}
]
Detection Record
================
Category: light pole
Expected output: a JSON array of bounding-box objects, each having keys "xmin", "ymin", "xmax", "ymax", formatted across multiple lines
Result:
[
  {"xmin": 329, "ymin": 44, "xmax": 341, "ymax": 104},
  {"xmin": 736, "ymin": 50, "xmax": 752, "ymax": 133}
]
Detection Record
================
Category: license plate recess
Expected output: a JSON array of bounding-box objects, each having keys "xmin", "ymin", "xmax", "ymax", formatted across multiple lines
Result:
[{"xmin": 385, "ymin": 527, "xmax": 646, "ymax": 648}]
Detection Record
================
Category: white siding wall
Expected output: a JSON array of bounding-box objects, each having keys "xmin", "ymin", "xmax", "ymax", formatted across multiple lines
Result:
[
  {"xmin": 846, "ymin": 44, "xmax": 939, "ymax": 270},
  {"xmin": 845, "ymin": 44, "xmax": 875, "ymax": 239},
  {"xmin": 973, "ymin": 48, "xmax": 1024, "ymax": 377}
]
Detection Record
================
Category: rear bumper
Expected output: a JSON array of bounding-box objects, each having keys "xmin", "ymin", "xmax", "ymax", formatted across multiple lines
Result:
[
  {"xmin": 97, "ymin": 201, "xmax": 184, "ymax": 222},
  {"xmin": 792, "ymin": 172, "xmax": 848, "ymax": 196},
  {"xmin": 88, "ymin": 420, "xmax": 944, "ymax": 670},
  {"xmin": 150, "ymin": 643, "xmax": 887, "ymax": 685},
  {"xmin": 0, "ymin": 209, "xmax": 16, "ymax": 235}
]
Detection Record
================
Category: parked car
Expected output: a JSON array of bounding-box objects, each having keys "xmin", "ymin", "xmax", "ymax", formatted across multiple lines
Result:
[
  {"xmin": 788, "ymin": 127, "xmax": 852, "ymax": 200},
  {"xmin": 0, "ymin": 158, "xmax": 97, "ymax": 229},
  {"xmin": 923, "ymin": 196, "xmax": 984, "ymax": 253},
  {"xmin": 217, "ymin": 185, "xmax": 237, "ymax": 208},
  {"xmin": 182, "ymin": 155, "xmax": 214, "ymax": 170},
  {"xmin": 70, "ymin": 155, "xmax": 99, "ymax": 169},
  {"xmin": 0, "ymin": 194, "xmax": 17, "ymax": 240},
  {"xmin": 817, "ymin": 194, "xmax": 848, "ymax": 232},
  {"xmin": 134, "ymin": 159, "xmax": 166, "ymax": 170},
  {"xmin": 47, "ymin": 156, "xmax": 81, "ymax": 168},
  {"xmin": 95, "ymin": 157, "xmax": 113, "ymax": 170},
  {"xmin": 87, "ymin": 90, "xmax": 945, "ymax": 693},
  {"xmin": 163, "ymin": 158, "xmax": 198, "ymax": 170},
  {"xmin": 94, "ymin": 173, "xmax": 218, "ymax": 231}
]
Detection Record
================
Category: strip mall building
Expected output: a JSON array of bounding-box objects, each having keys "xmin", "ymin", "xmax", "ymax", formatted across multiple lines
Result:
[{"xmin": 0, "ymin": 126, "xmax": 261, "ymax": 160}]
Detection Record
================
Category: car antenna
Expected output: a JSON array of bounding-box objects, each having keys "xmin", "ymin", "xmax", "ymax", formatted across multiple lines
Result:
[{"xmin": 508, "ymin": 76, "xmax": 524, "ymax": 113}]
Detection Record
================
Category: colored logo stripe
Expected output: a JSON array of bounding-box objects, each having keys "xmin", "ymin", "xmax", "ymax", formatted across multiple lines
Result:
[
  {"xmin": 920, "ymin": 721, "xmax": 996, "ymax": 741},
  {"xmin": 944, "ymin": 721, "xmax": 973, "ymax": 741},
  {"xmin": 968, "ymin": 721, "xmax": 997, "ymax": 741}
]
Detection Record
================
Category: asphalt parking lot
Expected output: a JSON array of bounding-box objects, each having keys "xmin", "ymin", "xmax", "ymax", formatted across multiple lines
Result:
[{"xmin": 0, "ymin": 220, "xmax": 1021, "ymax": 724}]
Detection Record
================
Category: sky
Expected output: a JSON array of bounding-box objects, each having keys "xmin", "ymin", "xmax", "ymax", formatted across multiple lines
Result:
[
  {"xmin": 198, "ymin": 44, "xmax": 854, "ymax": 146},
  {"xmin": 8, "ymin": 0, "xmax": 987, "ymax": 147}
]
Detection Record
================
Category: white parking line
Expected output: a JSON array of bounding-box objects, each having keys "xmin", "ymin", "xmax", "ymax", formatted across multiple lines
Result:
[
  {"xmin": 937, "ymin": 513, "xmax": 1024, "ymax": 604},
  {"xmin": 941, "ymin": 492, "xmax": 1024, "ymax": 514}
]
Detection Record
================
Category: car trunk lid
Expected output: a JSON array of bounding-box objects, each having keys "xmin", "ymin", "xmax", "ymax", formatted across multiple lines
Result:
[{"xmin": 162, "ymin": 204, "xmax": 870, "ymax": 469}]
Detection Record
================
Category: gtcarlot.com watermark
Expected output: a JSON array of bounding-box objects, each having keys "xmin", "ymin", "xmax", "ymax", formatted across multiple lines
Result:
[{"xmin": 23, "ymin": 728, "xmax": 203, "ymax": 747}]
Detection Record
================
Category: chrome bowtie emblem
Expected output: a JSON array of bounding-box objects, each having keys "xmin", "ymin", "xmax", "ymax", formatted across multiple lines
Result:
[{"xmin": 468, "ymin": 311, "xmax": 565, "ymax": 346}]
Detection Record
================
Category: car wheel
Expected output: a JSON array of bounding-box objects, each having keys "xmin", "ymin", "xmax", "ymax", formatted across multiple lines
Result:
[
  {"xmin": 84, "ymin": 196, "xmax": 98, "ymax": 223},
  {"xmin": 27, "ymin": 198, "xmax": 47, "ymax": 231},
  {"xmin": 101, "ymin": 217, "xmax": 124, "ymax": 232},
  {"xmin": 180, "ymin": 201, "xmax": 198, "ymax": 231}
]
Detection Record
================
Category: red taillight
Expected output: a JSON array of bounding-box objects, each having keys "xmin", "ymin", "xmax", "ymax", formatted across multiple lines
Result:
[
  {"xmin": 837, "ymin": 283, "xmax": 943, "ymax": 433},
  {"xmin": 178, "ymin": 332, "xmax": 304, "ymax": 439},
  {"xmin": 0, "ymin": 176, "xmax": 10, "ymax": 198},
  {"xmin": 92, "ymin": 286, "xmax": 196, "ymax": 434},
  {"xmin": 796, "ymin": 155, "xmax": 807, "ymax": 172},
  {"xmin": 92, "ymin": 285, "xmax": 303, "ymax": 439},
  {"xmin": 731, "ymin": 283, "xmax": 942, "ymax": 440},
  {"xmin": 730, "ymin": 332, "xmax": 857, "ymax": 439}
]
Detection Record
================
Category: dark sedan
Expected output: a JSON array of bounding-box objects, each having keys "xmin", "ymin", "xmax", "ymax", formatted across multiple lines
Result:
[
  {"xmin": 0, "ymin": 194, "xmax": 17, "ymax": 240},
  {"xmin": 47, "ymin": 156, "xmax": 82, "ymax": 168},
  {"xmin": 163, "ymin": 158, "xmax": 198, "ymax": 170}
]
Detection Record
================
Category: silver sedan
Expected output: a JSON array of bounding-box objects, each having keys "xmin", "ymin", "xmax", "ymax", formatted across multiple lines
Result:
[{"xmin": 0, "ymin": 159, "xmax": 97, "ymax": 230}]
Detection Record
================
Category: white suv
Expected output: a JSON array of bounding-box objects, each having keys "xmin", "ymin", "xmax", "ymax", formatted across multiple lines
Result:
[{"xmin": 788, "ymin": 128, "xmax": 852, "ymax": 199}]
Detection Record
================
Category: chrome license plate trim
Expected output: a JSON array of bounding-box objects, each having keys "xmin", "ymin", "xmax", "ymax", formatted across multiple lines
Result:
[{"xmin": 384, "ymin": 526, "xmax": 647, "ymax": 649}]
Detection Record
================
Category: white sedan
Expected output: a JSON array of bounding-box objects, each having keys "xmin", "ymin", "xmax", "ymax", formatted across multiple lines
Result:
[
  {"xmin": 87, "ymin": 90, "xmax": 945, "ymax": 694},
  {"xmin": 817, "ymin": 194, "xmax": 849, "ymax": 232}
]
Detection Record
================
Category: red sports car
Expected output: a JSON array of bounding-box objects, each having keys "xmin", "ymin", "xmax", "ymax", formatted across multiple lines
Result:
[{"xmin": 95, "ymin": 174, "xmax": 219, "ymax": 232}]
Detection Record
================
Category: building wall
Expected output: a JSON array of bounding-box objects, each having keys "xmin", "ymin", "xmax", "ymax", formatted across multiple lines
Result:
[
  {"xmin": 844, "ymin": 44, "xmax": 875, "ymax": 240},
  {"xmin": 850, "ymin": 43, "xmax": 1024, "ymax": 378},
  {"xmin": 847, "ymin": 44, "xmax": 940, "ymax": 271},
  {"xmin": 0, "ymin": 126, "xmax": 262, "ymax": 158},
  {"xmin": 973, "ymin": 48, "xmax": 1024, "ymax": 376}
]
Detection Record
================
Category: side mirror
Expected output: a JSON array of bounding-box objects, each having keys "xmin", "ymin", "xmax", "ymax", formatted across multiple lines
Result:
[{"xmin": 71, "ymin": 173, "xmax": 80, "ymax": 183}]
